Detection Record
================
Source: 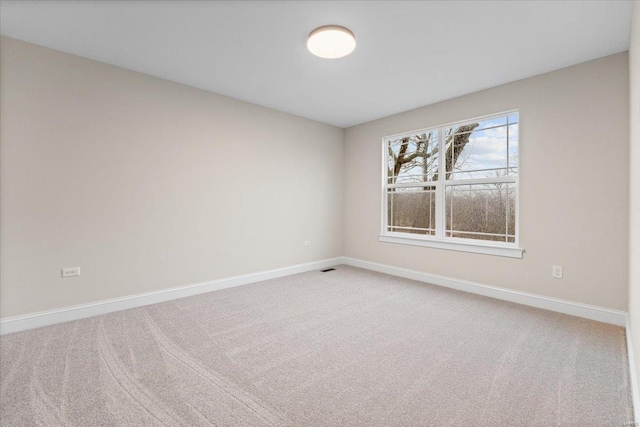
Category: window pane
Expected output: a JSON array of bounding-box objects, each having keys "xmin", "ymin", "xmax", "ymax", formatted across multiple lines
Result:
[
  {"xmin": 508, "ymin": 123, "xmax": 518, "ymax": 177},
  {"xmin": 387, "ymin": 186, "xmax": 436, "ymax": 235},
  {"xmin": 443, "ymin": 116, "xmax": 507, "ymax": 137},
  {"xmin": 445, "ymin": 115, "xmax": 518, "ymax": 180},
  {"xmin": 387, "ymin": 131, "xmax": 438, "ymax": 184},
  {"xmin": 445, "ymin": 183, "xmax": 516, "ymax": 242}
]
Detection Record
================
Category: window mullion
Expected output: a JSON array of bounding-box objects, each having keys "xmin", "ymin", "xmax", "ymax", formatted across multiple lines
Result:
[
  {"xmin": 382, "ymin": 138, "xmax": 388, "ymax": 236},
  {"xmin": 435, "ymin": 129, "xmax": 445, "ymax": 239}
]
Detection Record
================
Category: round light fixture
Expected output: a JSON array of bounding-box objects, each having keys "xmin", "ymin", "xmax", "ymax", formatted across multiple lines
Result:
[{"xmin": 307, "ymin": 25, "xmax": 356, "ymax": 59}]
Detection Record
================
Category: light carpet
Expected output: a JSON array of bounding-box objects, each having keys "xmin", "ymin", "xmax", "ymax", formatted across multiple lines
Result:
[{"xmin": 0, "ymin": 265, "xmax": 633, "ymax": 426}]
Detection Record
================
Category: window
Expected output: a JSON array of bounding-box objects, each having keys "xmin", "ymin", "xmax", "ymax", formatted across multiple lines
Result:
[{"xmin": 380, "ymin": 111, "xmax": 523, "ymax": 258}]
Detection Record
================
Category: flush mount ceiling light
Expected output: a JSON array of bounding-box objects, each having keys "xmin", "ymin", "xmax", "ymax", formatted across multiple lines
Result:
[{"xmin": 307, "ymin": 25, "xmax": 356, "ymax": 59}]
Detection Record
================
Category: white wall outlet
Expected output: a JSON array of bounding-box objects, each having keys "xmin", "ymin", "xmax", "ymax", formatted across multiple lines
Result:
[
  {"xmin": 304, "ymin": 240, "xmax": 311, "ymax": 247},
  {"xmin": 552, "ymin": 265, "xmax": 563, "ymax": 279},
  {"xmin": 62, "ymin": 267, "xmax": 81, "ymax": 278}
]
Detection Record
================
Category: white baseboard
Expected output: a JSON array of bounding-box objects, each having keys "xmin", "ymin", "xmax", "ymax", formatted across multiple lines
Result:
[
  {"xmin": 627, "ymin": 315, "xmax": 640, "ymax": 424},
  {"xmin": 341, "ymin": 257, "xmax": 627, "ymax": 327},
  {"xmin": 1, "ymin": 255, "xmax": 628, "ymax": 332},
  {"xmin": 0, "ymin": 257, "xmax": 343, "ymax": 335}
]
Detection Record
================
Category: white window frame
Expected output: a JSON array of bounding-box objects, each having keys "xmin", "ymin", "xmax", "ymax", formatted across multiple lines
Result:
[{"xmin": 379, "ymin": 110, "xmax": 524, "ymax": 259}]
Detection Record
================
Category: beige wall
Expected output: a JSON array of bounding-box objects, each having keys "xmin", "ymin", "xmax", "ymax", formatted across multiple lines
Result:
[
  {"xmin": 0, "ymin": 34, "xmax": 632, "ymax": 320},
  {"xmin": 629, "ymin": 0, "xmax": 640, "ymax": 396},
  {"xmin": 344, "ymin": 53, "xmax": 630, "ymax": 311},
  {"xmin": 0, "ymin": 37, "xmax": 344, "ymax": 318}
]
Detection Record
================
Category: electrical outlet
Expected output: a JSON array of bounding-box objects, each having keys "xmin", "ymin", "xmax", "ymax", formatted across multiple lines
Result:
[
  {"xmin": 62, "ymin": 267, "xmax": 81, "ymax": 278},
  {"xmin": 552, "ymin": 265, "xmax": 563, "ymax": 279},
  {"xmin": 304, "ymin": 240, "xmax": 311, "ymax": 247}
]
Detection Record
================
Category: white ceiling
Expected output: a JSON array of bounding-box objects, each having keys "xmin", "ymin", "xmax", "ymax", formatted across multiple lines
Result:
[{"xmin": 0, "ymin": 1, "xmax": 633, "ymax": 128}]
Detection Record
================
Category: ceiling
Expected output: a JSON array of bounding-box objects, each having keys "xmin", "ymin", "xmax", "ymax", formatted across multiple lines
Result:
[{"xmin": 0, "ymin": 1, "xmax": 633, "ymax": 128}]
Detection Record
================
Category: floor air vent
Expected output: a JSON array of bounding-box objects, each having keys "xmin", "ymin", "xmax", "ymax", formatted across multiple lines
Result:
[{"xmin": 321, "ymin": 268, "xmax": 336, "ymax": 272}]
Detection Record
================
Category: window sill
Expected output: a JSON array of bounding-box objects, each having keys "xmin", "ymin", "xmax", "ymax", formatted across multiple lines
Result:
[{"xmin": 378, "ymin": 234, "xmax": 524, "ymax": 259}]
